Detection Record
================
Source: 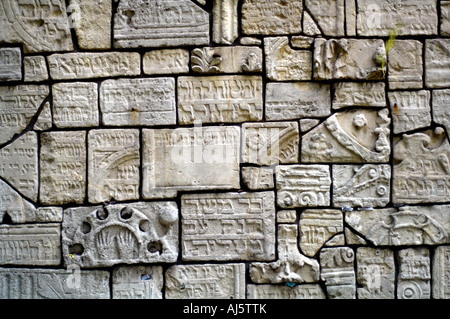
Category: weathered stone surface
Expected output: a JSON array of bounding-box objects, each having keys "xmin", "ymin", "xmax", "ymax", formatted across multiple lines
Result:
[
  {"xmin": 345, "ymin": 205, "xmax": 450, "ymax": 246},
  {"xmin": 0, "ymin": 0, "xmax": 73, "ymax": 53},
  {"xmin": 165, "ymin": 263, "xmax": 246, "ymax": 299},
  {"xmin": 113, "ymin": 0, "xmax": 209, "ymax": 48},
  {"xmin": 393, "ymin": 129, "xmax": 450, "ymax": 204},
  {"xmin": 303, "ymin": 11, "xmax": 321, "ymax": 36},
  {"xmin": 345, "ymin": 227, "xmax": 367, "ymax": 245},
  {"xmin": 276, "ymin": 165, "xmax": 331, "ymax": 208},
  {"xmin": 23, "ymin": 56, "xmax": 48, "ymax": 82},
  {"xmin": 250, "ymin": 225, "xmax": 320, "ymax": 284},
  {"xmin": 0, "ymin": 84, "xmax": 49, "ymax": 145},
  {"xmin": 389, "ymin": 90, "xmax": 431, "ymax": 134},
  {"xmin": 213, "ymin": 0, "xmax": 238, "ymax": 45},
  {"xmin": 88, "ymin": 129, "xmax": 140, "ymax": 203},
  {"xmin": 442, "ymin": 2, "xmax": 450, "ymax": 36},
  {"xmin": 0, "ymin": 132, "xmax": 38, "ymax": 201},
  {"xmin": 425, "ymin": 39, "xmax": 450, "ymax": 88},
  {"xmin": 302, "ymin": 109, "xmax": 391, "ymax": 163},
  {"xmin": 346, "ymin": 0, "xmax": 357, "ymax": 36},
  {"xmin": 242, "ymin": 0, "xmax": 303, "ymax": 35},
  {"xmin": 299, "ymin": 119, "xmax": 320, "ymax": 133},
  {"xmin": 356, "ymin": 248, "xmax": 395, "ymax": 299},
  {"xmin": 40, "ymin": 131, "xmax": 86, "ymax": 205},
  {"xmin": 277, "ymin": 210, "xmax": 297, "ymax": 224},
  {"xmin": 181, "ymin": 191, "xmax": 275, "ymax": 261},
  {"xmin": 305, "ymin": 0, "xmax": 345, "ymax": 36},
  {"xmin": 433, "ymin": 89, "xmax": 450, "ymax": 135},
  {"xmin": 388, "ymin": 40, "xmax": 423, "ymax": 89},
  {"xmin": 0, "ymin": 224, "xmax": 60, "ymax": 266},
  {"xmin": 100, "ymin": 78, "xmax": 176, "ymax": 126},
  {"xmin": 265, "ymin": 82, "xmax": 331, "ymax": 121},
  {"xmin": 332, "ymin": 82, "xmax": 386, "ymax": 109},
  {"xmin": 241, "ymin": 167, "xmax": 274, "ymax": 190},
  {"xmin": 299, "ymin": 209, "xmax": 343, "ymax": 257},
  {"xmin": 247, "ymin": 284, "xmax": 326, "ymax": 299},
  {"xmin": 325, "ymin": 233, "xmax": 346, "ymax": 247},
  {"xmin": 357, "ymin": 0, "xmax": 438, "ymax": 36},
  {"xmin": 47, "ymin": 52, "xmax": 140, "ymax": 80},
  {"xmin": 332, "ymin": 164, "xmax": 391, "ymax": 208},
  {"xmin": 314, "ymin": 38, "xmax": 385, "ymax": 80},
  {"xmin": 242, "ymin": 122, "xmax": 299, "ymax": 165},
  {"xmin": 36, "ymin": 207, "xmax": 62, "ymax": 223},
  {"xmin": 291, "ymin": 36, "xmax": 314, "ymax": 49},
  {"xmin": 52, "ymin": 82, "xmax": 99, "ymax": 128},
  {"xmin": 142, "ymin": 126, "xmax": 240, "ymax": 199},
  {"xmin": 432, "ymin": 245, "xmax": 450, "ymax": 299},
  {"xmin": 320, "ymin": 247, "xmax": 356, "ymax": 299},
  {"xmin": 33, "ymin": 102, "xmax": 52, "ymax": 131},
  {"xmin": 0, "ymin": 178, "xmax": 36, "ymax": 224},
  {"xmin": 265, "ymin": 37, "xmax": 312, "ymax": 81},
  {"xmin": 112, "ymin": 266, "xmax": 163, "ymax": 299},
  {"xmin": 143, "ymin": 49, "xmax": 189, "ymax": 75},
  {"xmin": 0, "ymin": 47, "xmax": 21, "ymax": 82},
  {"xmin": 0, "ymin": 268, "xmax": 110, "ymax": 299},
  {"xmin": 178, "ymin": 76, "xmax": 263, "ymax": 124},
  {"xmin": 62, "ymin": 202, "xmax": 179, "ymax": 267},
  {"xmin": 69, "ymin": 0, "xmax": 111, "ymax": 50},
  {"xmin": 191, "ymin": 46, "xmax": 262, "ymax": 74},
  {"xmin": 397, "ymin": 248, "xmax": 431, "ymax": 299},
  {"xmin": 240, "ymin": 37, "xmax": 262, "ymax": 46}
]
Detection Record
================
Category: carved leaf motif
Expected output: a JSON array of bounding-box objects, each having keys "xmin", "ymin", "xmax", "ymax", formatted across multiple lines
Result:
[{"xmin": 191, "ymin": 48, "xmax": 221, "ymax": 73}]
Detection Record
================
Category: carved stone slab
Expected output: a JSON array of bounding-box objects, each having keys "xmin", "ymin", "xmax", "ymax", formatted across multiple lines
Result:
[
  {"xmin": 250, "ymin": 225, "xmax": 320, "ymax": 284},
  {"xmin": 241, "ymin": 167, "xmax": 274, "ymax": 190},
  {"xmin": 432, "ymin": 245, "xmax": 450, "ymax": 299},
  {"xmin": 100, "ymin": 78, "xmax": 176, "ymax": 126},
  {"xmin": 265, "ymin": 37, "xmax": 312, "ymax": 81},
  {"xmin": 320, "ymin": 247, "xmax": 356, "ymax": 299},
  {"xmin": 397, "ymin": 248, "xmax": 431, "ymax": 299},
  {"xmin": 432, "ymin": 89, "xmax": 450, "ymax": 135},
  {"xmin": 356, "ymin": 248, "xmax": 395, "ymax": 299},
  {"xmin": 393, "ymin": 129, "xmax": 450, "ymax": 204},
  {"xmin": 0, "ymin": 132, "xmax": 38, "ymax": 201},
  {"xmin": 112, "ymin": 266, "xmax": 163, "ymax": 299},
  {"xmin": 332, "ymin": 164, "xmax": 391, "ymax": 208},
  {"xmin": 388, "ymin": 90, "xmax": 431, "ymax": 134},
  {"xmin": 88, "ymin": 129, "xmax": 140, "ymax": 203},
  {"xmin": 0, "ymin": 224, "xmax": 60, "ymax": 266},
  {"xmin": 356, "ymin": 0, "xmax": 438, "ymax": 36},
  {"xmin": 276, "ymin": 165, "xmax": 331, "ymax": 208},
  {"xmin": 23, "ymin": 56, "xmax": 48, "ymax": 82},
  {"xmin": 442, "ymin": 1, "xmax": 450, "ymax": 36},
  {"xmin": 52, "ymin": 82, "xmax": 99, "ymax": 128},
  {"xmin": 0, "ymin": 268, "xmax": 110, "ymax": 299},
  {"xmin": 265, "ymin": 82, "xmax": 331, "ymax": 120},
  {"xmin": 332, "ymin": 82, "xmax": 386, "ymax": 109},
  {"xmin": 181, "ymin": 191, "xmax": 275, "ymax": 261},
  {"xmin": 213, "ymin": 0, "xmax": 239, "ymax": 45},
  {"xmin": 47, "ymin": 52, "xmax": 140, "ymax": 80},
  {"xmin": 425, "ymin": 39, "xmax": 450, "ymax": 88},
  {"xmin": 177, "ymin": 76, "xmax": 263, "ymax": 124},
  {"xmin": 0, "ymin": 178, "xmax": 36, "ymax": 224},
  {"xmin": 313, "ymin": 38, "xmax": 385, "ymax": 80},
  {"xmin": 247, "ymin": 284, "xmax": 325, "ymax": 299},
  {"xmin": 113, "ymin": 0, "xmax": 209, "ymax": 48},
  {"xmin": 345, "ymin": 205, "xmax": 450, "ymax": 246},
  {"xmin": 299, "ymin": 209, "xmax": 343, "ymax": 257},
  {"xmin": 33, "ymin": 102, "xmax": 52, "ymax": 131},
  {"xmin": 143, "ymin": 49, "xmax": 189, "ymax": 75},
  {"xmin": 62, "ymin": 202, "xmax": 179, "ymax": 267},
  {"xmin": 242, "ymin": 122, "xmax": 299, "ymax": 165},
  {"xmin": 242, "ymin": 0, "xmax": 303, "ymax": 35},
  {"xmin": 0, "ymin": 0, "xmax": 73, "ymax": 53},
  {"xmin": 388, "ymin": 40, "xmax": 423, "ymax": 89},
  {"xmin": 301, "ymin": 109, "xmax": 391, "ymax": 163},
  {"xmin": 40, "ymin": 131, "xmax": 86, "ymax": 205},
  {"xmin": 277, "ymin": 210, "xmax": 297, "ymax": 224},
  {"xmin": 0, "ymin": 84, "xmax": 49, "ymax": 145},
  {"xmin": 305, "ymin": 0, "xmax": 345, "ymax": 36},
  {"xmin": 165, "ymin": 263, "xmax": 246, "ymax": 299},
  {"xmin": 0, "ymin": 47, "xmax": 21, "ymax": 82},
  {"xmin": 142, "ymin": 126, "xmax": 240, "ymax": 199},
  {"xmin": 36, "ymin": 207, "xmax": 62, "ymax": 223}
]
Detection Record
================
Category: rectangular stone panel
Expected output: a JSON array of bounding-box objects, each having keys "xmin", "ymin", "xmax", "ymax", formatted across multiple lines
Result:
[
  {"xmin": 181, "ymin": 191, "xmax": 275, "ymax": 261},
  {"xmin": 332, "ymin": 82, "xmax": 386, "ymax": 109},
  {"xmin": 47, "ymin": 52, "xmax": 140, "ymax": 80},
  {"xmin": 397, "ymin": 248, "xmax": 431, "ymax": 299},
  {"xmin": 112, "ymin": 265, "xmax": 163, "ymax": 299},
  {"xmin": 143, "ymin": 126, "xmax": 240, "ymax": 199},
  {"xmin": 0, "ymin": 268, "xmax": 110, "ymax": 299},
  {"xmin": 442, "ymin": 1, "xmax": 450, "ymax": 36},
  {"xmin": 0, "ymin": 224, "xmax": 60, "ymax": 266},
  {"xmin": 40, "ymin": 131, "xmax": 86, "ymax": 205},
  {"xmin": 433, "ymin": 89, "xmax": 450, "ymax": 134},
  {"xmin": 433, "ymin": 245, "xmax": 450, "ymax": 299},
  {"xmin": 177, "ymin": 76, "xmax": 263, "ymax": 124},
  {"xmin": 88, "ymin": 129, "xmax": 140, "ymax": 203},
  {"xmin": 247, "ymin": 284, "xmax": 325, "ymax": 299},
  {"xmin": 100, "ymin": 78, "xmax": 176, "ymax": 126},
  {"xmin": 165, "ymin": 263, "xmax": 246, "ymax": 299},
  {"xmin": 425, "ymin": 39, "xmax": 450, "ymax": 88},
  {"xmin": 143, "ymin": 49, "xmax": 189, "ymax": 75},
  {"xmin": 388, "ymin": 40, "xmax": 423, "ymax": 89},
  {"xmin": 23, "ymin": 56, "xmax": 48, "ymax": 82},
  {"xmin": 0, "ymin": 47, "xmax": 21, "ymax": 82}
]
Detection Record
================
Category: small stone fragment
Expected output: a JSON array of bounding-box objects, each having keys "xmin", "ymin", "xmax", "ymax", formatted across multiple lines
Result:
[
  {"xmin": 23, "ymin": 56, "xmax": 48, "ymax": 82},
  {"xmin": 305, "ymin": 0, "xmax": 345, "ymax": 36},
  {"xmin": 432, "ymin": 245, "xmax": 450, "ymax": 299},
  {"xmin": 143, "ymin": 49, "xmax": 189, "ymax": 75},
  {"xmin": 247, "ymin": 284, "xmax": 325, "ymax": 299},
  {"xmin": 397, "ymin": 248, "xmax": 431, "ymax": 299},
  {"xmin": 241, "ymin": 167, "xmax": 274, "ymax": 190},
  {"xmin": 36, "ymin": 207, "xmax": 63, "ymax": 223},
  {"xmin": 332, "ymin": 82, "xmax": 386, "ymax": 110},
  {"xmin": 432, "ymin": 89, "xmax": 450, "ymax": 135},
  {"xmin": 442, "ymin": 1, "xmax": 450, "ymax": 36},
  {"xmin": 112, "ymin": 266, "xmax": 163, "ymax": 299},
  {"xmin": 388, "ymin": 40, "xmax": 423, "ymax": 89},
  {"xmin": 277, "ymin": 210, "xmax": 297, "ymax": 224},
  {"xmin": 0, "ymin": 48, "xmax": 21, "ymax": 82},
  {"xmin": 425, "ymin": 39, "xmax": 450, "ymax": 88},
  {"xmin": 213, "ymin": 0, "xmax": 238, "ymax": 44},
  {"xmin": 0, "ymin": 178, "xmax": 36, "ymax": 224}
]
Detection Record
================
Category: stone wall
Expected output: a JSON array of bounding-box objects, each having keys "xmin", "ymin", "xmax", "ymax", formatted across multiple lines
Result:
[{"xmin": 0, "ymin": 0, "xmax": 449, "ymax": 300}]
